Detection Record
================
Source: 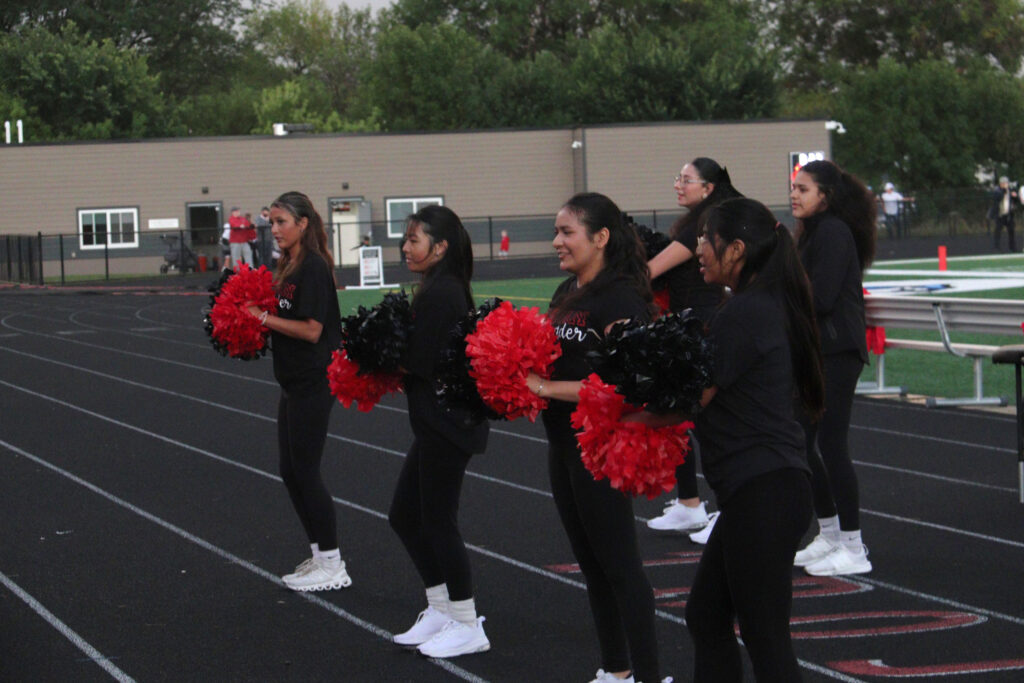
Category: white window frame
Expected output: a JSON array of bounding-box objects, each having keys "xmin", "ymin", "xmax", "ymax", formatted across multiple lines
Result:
[
  {"xmin": 385, "ymin": 196, "xmax": 443, "ymax": 239},
  {"xmin": 78, "ymin": 207, "xmax": 139, "ymax": 250}
]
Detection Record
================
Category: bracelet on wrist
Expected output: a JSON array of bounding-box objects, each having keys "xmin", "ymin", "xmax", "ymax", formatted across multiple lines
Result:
[
  {"xmin": 536, "ymin": 379, "xmax": 545, "ymax": 397},
  {"xmin": 258, "ymin": 310, "xmax": 269, "ymax": 325}
]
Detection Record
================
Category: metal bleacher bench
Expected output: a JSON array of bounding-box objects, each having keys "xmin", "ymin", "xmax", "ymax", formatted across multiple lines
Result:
[{"xmin": 857, "ymin": 294, "xmax": 1024, "ymax": 407}]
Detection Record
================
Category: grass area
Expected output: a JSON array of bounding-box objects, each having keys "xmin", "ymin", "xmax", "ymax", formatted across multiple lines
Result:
[
  {"xmin": 336, "ymin": 277, "xmax": 563, "ymax": 315},
  {"xmin": 872, "ymin": 254, "xmax": 1024, "ymax": 271}
]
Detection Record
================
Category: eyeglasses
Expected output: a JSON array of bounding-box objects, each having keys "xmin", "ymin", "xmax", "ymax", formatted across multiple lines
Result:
[{"xmin": 674, "ymin": 175, "xmax": 706, "ymax": 185}]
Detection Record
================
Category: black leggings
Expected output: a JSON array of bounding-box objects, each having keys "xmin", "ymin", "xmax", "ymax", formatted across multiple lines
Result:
[
  {"xmin": 674, "ymin": 430, "xmax": 702, "ymax": 499},
  {"xmin": 803, "ymin": 351, "xmax": 863, "ymax": 530},
  {"xmin": 388, "ymin": 431, "xmax": 474, "ymax": 600},
  {"xmin": 277, "ymin": 384, "xmax": 338, "ymax": 552},
  {"xmin": 686, "ymin": 468, "xmax": 812, "ymax": 682},
  {"xmin": 548, "ymin": 435, "xmax": 660, "ymax": 683}
]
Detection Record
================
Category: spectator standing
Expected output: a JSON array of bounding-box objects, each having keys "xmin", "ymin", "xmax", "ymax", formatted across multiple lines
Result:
[
  {"xmin": 990, "ymin": 176, "xmax": 1018, "ymax": 252},
  {"xmin": 879, "ymin": 182, "xmax": 905, "ymax": 239},
  {"xmin": 255, "ymin": 207, "xmax": 273, "ymax": 266},
  {"xmin": 499, "ymin": 230, "xmax": 510, "ymax": 258},
  {"xmin": 220, "ymin": 221, "xmax": 232, "ymax": 271},
  {"xmin": 229, "ymin": 206, "xmax": 255, "ymax": 266}
]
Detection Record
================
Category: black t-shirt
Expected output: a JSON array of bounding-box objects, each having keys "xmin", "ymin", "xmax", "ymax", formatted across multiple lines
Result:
[
  {"xmin": 542, "ymin": 276, "xmax": 650, "ymax": 442},
  {"xmin": 665, "ymin": 219, "xmax": 724, "ymax": 321},
  {"xmin": 695, "ymin": 288, "xmax": 808, "ymax": 505},
  {"xmin": 271, "ymin": 254, "xmax": 342, "ymax": 394},
  {"xmin": 405, "ymin": 273, "xmax": 489, "ymax": 454}
]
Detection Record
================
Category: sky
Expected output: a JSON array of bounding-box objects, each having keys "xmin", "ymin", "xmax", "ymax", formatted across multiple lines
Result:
[{"xmin": 323, "ymin": 0, "xmax": 394, "ymax": 13}]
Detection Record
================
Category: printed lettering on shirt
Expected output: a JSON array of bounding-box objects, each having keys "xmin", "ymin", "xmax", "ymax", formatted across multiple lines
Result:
[
  {"xmin": 554, "ymin": 310, "xmax": 596, "ymax": 344},
  {"xmin": 277, "ymin": 282, "xmax": 296, "ymax": 311}
]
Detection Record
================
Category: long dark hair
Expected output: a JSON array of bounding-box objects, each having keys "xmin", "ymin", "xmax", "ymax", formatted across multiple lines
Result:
[
  {"xmin": 552, "ymin": 192, "xmax": 653, "ymax": 315},
  {"xmin": 795, "ymin": 160, "xmax": 877, "ymax": 270},
  {"xmin": 671, "ymin": 157, "xmax": 744, "ymax": 240},
  {"xmin": 701, "ymin": 198, "xmax": 824, "ymax": 418},
  {"xmin": 408, "ymin": 204, "xmax": 474, "ymax": 309},
  {"xmin": 271, "ymin": 191, "xmax": 335, "ymax": 286}
]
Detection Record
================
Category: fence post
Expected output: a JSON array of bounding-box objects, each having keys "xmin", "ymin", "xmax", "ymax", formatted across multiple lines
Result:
[
  {"xmin": 179, "ymin": 229, "xmax": 186, "ymax": 276},
  {"xmin": 17, "ymin": 235, "xmax": 23, "ymax": 281},
  {"xmin": 36, "ymin": 231, "xmax": 43, "ymax": 285},
  {"xmin": 6, "ymin": 235, "xmax": 12, "ymax": 281},
  {"xmin": 104, "ymin": 233, "xmax": 110, "ymax": 280},
  {"xmin": 652, "ymin": 210, "xmax": 658, "ymax": 232},
  {"xmin": 59, "ymin": 234, "xmax": 65, "ymax": 286},
  {"xmin": 488, "ymin": 217, "xmax": 494, "ymax": 261}
]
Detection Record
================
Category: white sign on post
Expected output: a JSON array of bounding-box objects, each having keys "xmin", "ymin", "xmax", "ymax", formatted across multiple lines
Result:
[{"xmin": 348, "ymin": 246, "xmax": 395, "ymax": 289}]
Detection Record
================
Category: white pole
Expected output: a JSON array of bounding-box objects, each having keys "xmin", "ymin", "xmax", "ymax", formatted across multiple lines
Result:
[
  {"xmin": 16, "ymin": 119, "xmax": 23, "ymax": 143},
  {"xmin": 4, "ymin": 121, "xmax": 9, "ymax": 144}
]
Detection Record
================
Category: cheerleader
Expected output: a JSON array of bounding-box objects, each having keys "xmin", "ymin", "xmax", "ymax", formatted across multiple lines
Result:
[
  {"xmin": 388, "ymin": 205, "xmax": 491, "ymax": 658},
  {"xmin": 632, "ymin": 197, "xmax": 824, "ymax": 680},
  {"xmin": 525, "ymin": 193, "xmax": 664, "ymax": 683},
  {"xmin": 245, "ymin": 191, "xmax": 351, "ymax": 592},
  {"xmin": 645, "ymin": 157, "xmax": 741, "ymax": 542},
  {"xmin": 790, "ymin": 159, "xmax": 877, "ymax": 576}
]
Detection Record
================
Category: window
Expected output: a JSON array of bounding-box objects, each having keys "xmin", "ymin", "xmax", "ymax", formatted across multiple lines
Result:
[
  {"xmin": 385, "ymin": 196, "xmax": 443, "ymax": 239},
  {"xmin": 79, "ymin": 208, "xmax": 138, "ymax": 250}
]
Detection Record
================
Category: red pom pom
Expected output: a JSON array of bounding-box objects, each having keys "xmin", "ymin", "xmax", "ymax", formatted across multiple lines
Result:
[
  {"xmin": 208, "ymin": 264, "xmax": 278, "ymax": 359},
  {"xmin": 327, "ymin": 349, "xmax": 403, "ymax": 412},
  {"xmin": 572, "ymin": 374, "xmax": 692, "ymax": 499},
  {"xmin": 465, "ymin": 301, "xmax": 561, "ymax": 422}
]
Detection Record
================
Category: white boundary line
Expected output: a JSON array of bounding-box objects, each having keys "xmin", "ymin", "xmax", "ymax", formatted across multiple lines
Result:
[{"xmin": 0, "ymin": 570, "xmax": 136, "ymax": 683}]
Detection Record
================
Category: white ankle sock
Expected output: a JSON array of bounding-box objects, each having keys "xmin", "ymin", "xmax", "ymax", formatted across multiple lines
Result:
[
  {"xmin": 840, "ymin": 530, "xmax": 864, "ymax": 552},
  {"xmin": 818, "ymin": 515, "xmax": 840, "ymax": 542},
  {"xmin": 309, "ymin": 543, "xmax": 319, "ymax": 557},
  {"xmin": 317, "ymin": 548, "xmax": 341, "ymax": 569},
  {"xmin": 425, "ymin": 584, "xmax": 450, "ymax": 614},
  {"xmin": 448, "ymin": 598, "xmax": 477, "ymax": 626}
]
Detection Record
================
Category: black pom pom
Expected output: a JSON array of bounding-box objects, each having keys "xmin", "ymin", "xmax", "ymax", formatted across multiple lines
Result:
[
  {"xmin": 586, "ymin": 310, "xmax": 714, "ymax": 414},
  {"xmin": 624, "ymin": 214, "xmax": 671, "ymax": 291},
  {"xmin": 340, "ymin": 291, "xmax": 413, "ymax": 374},
  {"xmin": 435, "ymin": 297, "xmax": 506, "ymax": 422}
]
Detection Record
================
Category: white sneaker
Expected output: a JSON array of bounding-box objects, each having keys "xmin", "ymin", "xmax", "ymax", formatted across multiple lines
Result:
[
  {"xmin": 688, "ymin": 511, "xmax": 719, "ymax": 545},
  {"xmin": 804, "ymin": 544, "xmax": 872, "ymax": 576},
  {"xmin": 793, "ymin": 534, "xmax": 839, "ymax": 567},
  {"xmin": 647, "ymin": 501, "xmax": 709, "ymax": 531},
  {"xmin": 417, "ymin": 617, "xmax": 490, "ymax": 658},
  {"xmin": 281, "ymin": 557, "xmax": 315, "ymax": 584},
  {"xmin": 393, "ymin": 606, "xmax": 450, "ymax": 646},
  {"xmin": 283, "ymin": 559, "xmax": 352, "ymax": 591},
  {"xmin": 589, "ymin": 670, "xmax": 635, "ymax": 683}
]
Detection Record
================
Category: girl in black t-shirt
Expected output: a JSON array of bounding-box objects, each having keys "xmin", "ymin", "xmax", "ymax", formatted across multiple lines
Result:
[
  {"xmin": 245, "ymin": 191, "xmax": 349, "ymax": 592},
  {"xmin": 632, "ymin": 198, "xmax": 824, "ymax": 681},
  {"xmin": 646, "ymin": 157, "xmax": 740, "ymax": 541},
  {"xmin": 388, "ymin": 205, "xmax": 491, "ymax": 659},
  {"xmin": 524, "ymin": 193, "xmax": 663, "ymax": 683},
  {"xmin": 790, "ymin": 160, "xmax": 877, "ymax": 577}
]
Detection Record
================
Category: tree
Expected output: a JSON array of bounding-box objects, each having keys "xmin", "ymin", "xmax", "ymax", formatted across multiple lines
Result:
[
  {"xmin": 251, "ymin": 78, "xmax": 381, "ymax": 134},
  {"xmin": 833, "ymin": 59, "xmax": 1024, "ymax": 190},
  {"xmin": 769, "ymin": 0, "xmax": 1024, "ymax": 89},
  {"xmin": 247, "ymin": 0, "xmax": 376, "ymax": 120},
  {"xmin": 1, "ymin": 0, "xmax": 253, "ymax": 98},
  {"xmin": 0, "ymin": 23, "xmax": 180, "ymax": 141}
]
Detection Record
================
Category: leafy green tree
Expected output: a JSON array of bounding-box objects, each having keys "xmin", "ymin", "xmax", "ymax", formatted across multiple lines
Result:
[
  {"xmin": 0, "ymin": 23, "xmax": 180, "ymax": 141},
  {"xmin": 1, "ymin": 0, "xmax": 252, "ymax": 98},
  {"xmin": 833, "ymin": 59, "xmax": 1024, "ymax": 190},
  {"xmin": 248, "ymin": 0, "xmax": 376, "ymax": 120},
  {"xmin": 363, "ymin": 22, "xmax": 512, "ymax": 130},
  {"xmin": 769, "ymin": 0, "xmax": 1024, "ymax": 89},
  {"xmin": 251, "ymin": 78, "xmax": 381, "ymax": 134}
]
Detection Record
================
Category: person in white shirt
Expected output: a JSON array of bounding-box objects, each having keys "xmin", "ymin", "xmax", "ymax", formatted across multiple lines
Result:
[{"xmin": 880, "ymin": 182, "xmax": 904, "ymax": 239}]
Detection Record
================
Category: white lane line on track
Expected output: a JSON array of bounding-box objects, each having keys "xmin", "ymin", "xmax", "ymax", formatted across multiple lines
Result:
[
  {"xmin": 0, "ymin": 438, "xmax": 489, "ymax": 683},
  {"xmin": 852, "ymin": 460, "xmax": 1016, "ymax": 493},
  {"xmin": 0, "ymin": 404, "xmax": 867, "ymax": 683},
  {"xmin": 0, "ymin": 569, "xmax": 136, "ymax": 682},
  {"xmin": 3, "ymin": 376, "xmax": 1024, "ymax": 633}
]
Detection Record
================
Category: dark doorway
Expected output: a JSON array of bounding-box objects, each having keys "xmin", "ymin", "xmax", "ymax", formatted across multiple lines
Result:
[{"xmin": 187, "ymin": 203, "xmax": 222, "ymax": 246}]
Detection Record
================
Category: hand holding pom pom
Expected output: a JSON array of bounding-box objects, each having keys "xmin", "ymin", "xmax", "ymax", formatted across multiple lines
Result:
[
  {"xmin": 203, "ymin": 264, "xmax": 277, "ymax": 360},
  {"xmin": 340, "ymin": 291, "xmax": 412, "ymax": 374},
  {"xmin": 572, "ymin": 374, "xmax": 692, "ymax": 499},
  {"xmin": 435, "ymin": 297, "xmax": 506, "ymax": 422},
  {"xmin": 586, "ymin": 310, "xmax": 713, "ymax": 415},
  {"xmin": 465, "ymin": 300, "xmax": 561, "ymax": 422}
]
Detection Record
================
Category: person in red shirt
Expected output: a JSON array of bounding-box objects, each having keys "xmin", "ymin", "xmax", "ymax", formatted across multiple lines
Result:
[{"xmin": 228, "ymin": 206, "xmax": 254, "ymax": 267}]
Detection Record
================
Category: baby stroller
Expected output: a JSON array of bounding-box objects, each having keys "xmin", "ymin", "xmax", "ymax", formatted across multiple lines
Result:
[{"xmin": 159, "ymin": 234, "xmax": 200, "ymax": 274}]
